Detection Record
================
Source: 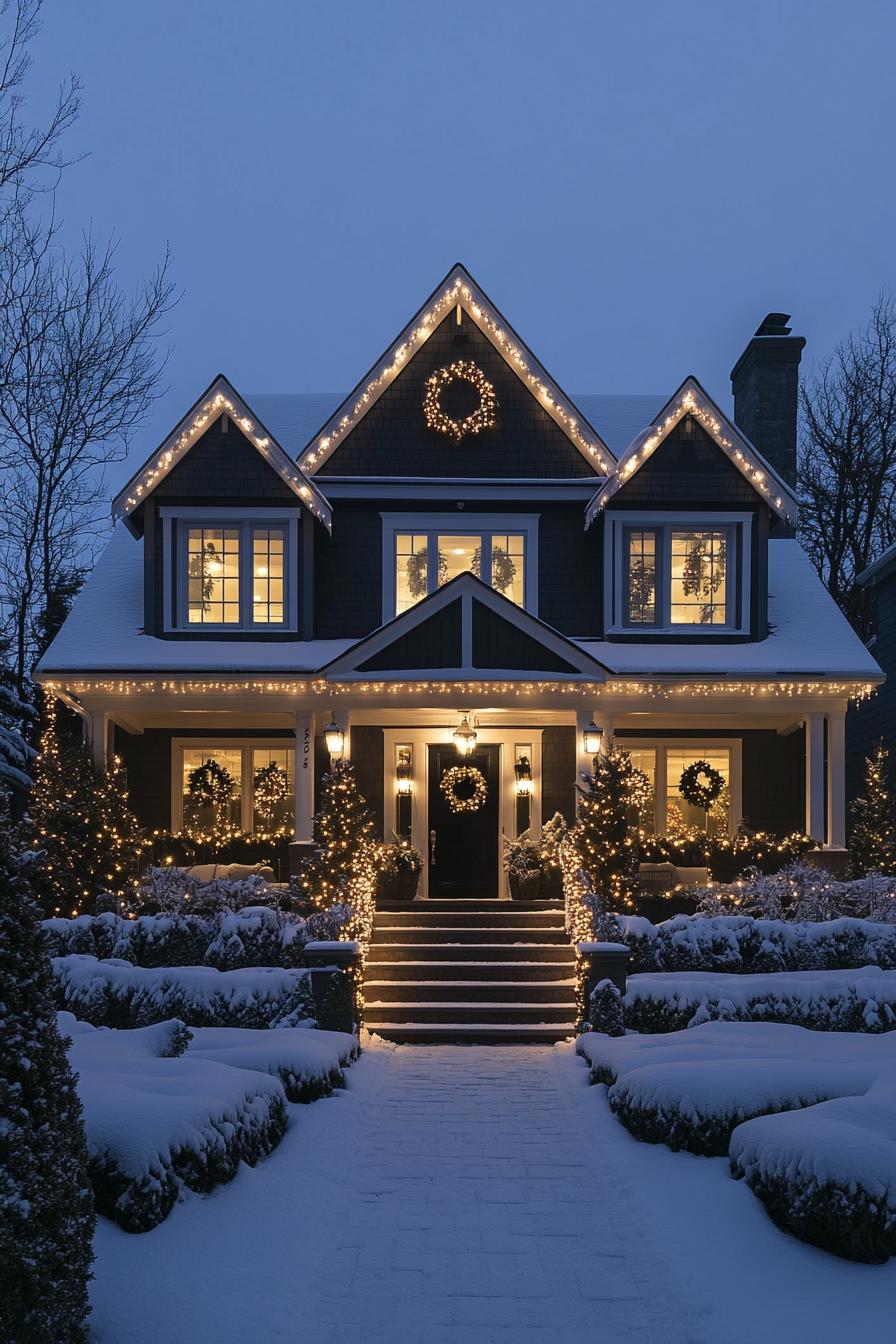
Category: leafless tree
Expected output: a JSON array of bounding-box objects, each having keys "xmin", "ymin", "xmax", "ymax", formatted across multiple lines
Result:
[
  {"xmin": 798, "ymin": 294, "xmax": 896, "ymax": 640},
  {"xmin": 0, "ymin": 0, "xmax": 79, "ymax": 204}
]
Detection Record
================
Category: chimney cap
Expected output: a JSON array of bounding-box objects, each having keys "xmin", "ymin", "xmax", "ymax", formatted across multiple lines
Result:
[{"xmin": 755, "ymin": 313, "xmax": 792, "ymax": 337}]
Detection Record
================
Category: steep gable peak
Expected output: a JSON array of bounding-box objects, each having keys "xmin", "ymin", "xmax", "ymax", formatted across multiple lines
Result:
[
  {"xmin": 299, "ymin": 263, "xmax": 614, "ymax": 476},
  {"xmin": 585, "ymin": 376, "xmax": 800, "ymax": 527}
]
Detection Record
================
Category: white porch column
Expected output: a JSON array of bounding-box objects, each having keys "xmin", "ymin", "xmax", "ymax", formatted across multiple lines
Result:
[
  {"xmin": 826, "ymin": 711, "xmax": 846, "ymax": 849},
  {"xmin": 88, "ymin": 711, "xmax": 109, "ymax": 771},
  {"xmin": 294, "ymin": 712, "xmax": 315, "ymax": 845},
  {"xmin": 805, "ymin": 713, "xmax": 826, "ymax": 843}
]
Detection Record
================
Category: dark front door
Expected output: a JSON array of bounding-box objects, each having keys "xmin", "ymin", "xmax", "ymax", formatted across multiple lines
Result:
[{"xmin": 428, "ymin": 744, "xmax": 500, "ymax": 900}]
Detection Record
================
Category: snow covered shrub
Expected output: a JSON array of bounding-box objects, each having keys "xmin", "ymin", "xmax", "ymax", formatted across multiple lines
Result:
[
  {"xmin": 589, "ymin": 978, "xmax": 625, "ymax": 1036},
  {"xmin": 697, "ymin": 861, "xmax": 896, "ymax": 924},
  {"xmin": 133, "ymin": 864, "xmax": 197, "ymax": 913},
  {"xmin": 186, "ymin": 1025, "xmax": 360, "ymax": 1102},
  {"xmin": 204, "ymin": 905, "xmax": 288, "ymax": 971},
  {"xmin": 0, "ymin": 800, "xmax": 94, "ymax": 1344}
]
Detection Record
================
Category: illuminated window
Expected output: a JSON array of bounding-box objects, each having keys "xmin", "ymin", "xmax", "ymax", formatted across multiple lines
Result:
[
  {"xmin": 182, "ymin": 747, "xmax": 243, "ymax": 834},
  {"xmin": 616, "ymin": 740, "xmax": 736, "ymax": 837},
  {"xmin": 670, "ymin": 530, "xmax": 727, "ymax": 625},
  {"xmin": 177, "ymin": 742, "xmax": 295, "ymax": 836},
  {"xmin": 169, "ymin": 514, "xmax": 297, "ymax": 631},
  {"xmin": 392, "ymin": 526, "xmax": 528, "ymax": 614},
  {"xmin": 666, "ymin": 747, "xmax": 730, "ymax": 837},
  {"xmin": 252, "ymin": 529, "xmax": 285, "ymax": 624},
  {"xmin": 626, "ymin": 531, "xmax": 657, "ymax": 625},
  {"xmin": 609, "ymin": 515, "xmax": 744, "ymax": 632},
  {"xmin": 187, "ymin": 527, "xmax": 240, "ymax": 624},
  {"xmin": 395, "ymin": 532, "xmax": 430, "ymax": 614}
]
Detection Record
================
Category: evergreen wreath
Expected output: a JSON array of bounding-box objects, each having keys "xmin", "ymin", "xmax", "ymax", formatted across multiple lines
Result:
[
  {"xmin": 253, "ymin": 761, "xmax": 290, "ymax": 825},
  {"xmin": 405, "ymin": 545, "xmax": 448, "ymax": 599},
  {"xmin": 472, "ymin": 543, "xmax": 516, "ymax": 595},
  {"xmin": 423, "ymin": 360, "xmax": 498, "ymax": 441},
  {"xmin": 187, "ymin": 758, "xmax": 236, "ymax": 809},
  {"xmin": 440, "ymin": 765, "xmax": 488, "ymax": 814},
  {"xmin": 678, "ymin": 760, "xmax": 725, "ymax": 811}
]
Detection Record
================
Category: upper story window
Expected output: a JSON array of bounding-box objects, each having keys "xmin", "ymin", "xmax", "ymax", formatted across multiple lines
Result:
[
  {"xmin": 161, "ymin": 508, "xmax": 298, "ymax": 632},
  {"xmin": 605, "ymin": 511, "xmax": 751, "ymax": 635},
  {"xmin": 382, "ymin": 513, "xmax": 538, "ymax": 620}
]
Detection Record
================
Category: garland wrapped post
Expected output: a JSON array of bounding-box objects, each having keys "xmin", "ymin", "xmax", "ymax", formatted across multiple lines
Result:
[
  {"xmin": 440, "ymin": 765, "xmax": 488, "ymax": 814},
  {"xmin": 422, "ymin": 360, "xmax": 497, "ymax": 441}
]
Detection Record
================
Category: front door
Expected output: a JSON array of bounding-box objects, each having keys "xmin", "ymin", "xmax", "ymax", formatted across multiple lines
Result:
[{"xmin": 427, "ymin": 744, "xmax": 500, "ymax": 899}]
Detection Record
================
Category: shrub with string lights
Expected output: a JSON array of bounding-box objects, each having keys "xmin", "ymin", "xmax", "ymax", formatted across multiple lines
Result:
[
  {"xmin": 299, "ymin": 759, "xmax": 380, "ymax": 946},
  {"xmin": 569, "ymin": 741, "xmax": 640, "ymax": 912},
  {"xmin": 29, "ymin": 701, "xmax": 147, "ymax": 916}
]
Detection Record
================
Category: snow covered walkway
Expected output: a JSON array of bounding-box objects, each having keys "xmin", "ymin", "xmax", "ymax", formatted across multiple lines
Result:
[{"xmin": 90, "ymin": 1039, "xmax": 895, "ymax": 1344}]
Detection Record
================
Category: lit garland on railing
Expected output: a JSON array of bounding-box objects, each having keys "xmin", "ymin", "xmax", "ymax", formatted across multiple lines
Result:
[
  {"xmin": 299, "ymin": 269, "xmax": 612, "ymax": 475},
  {"xmin": 115, "ymin": 384, "xmax": 331, "ymax": 528},
  {"xmin": 586, "ymin": 381, "xmax": 799, "ymax": 526}
]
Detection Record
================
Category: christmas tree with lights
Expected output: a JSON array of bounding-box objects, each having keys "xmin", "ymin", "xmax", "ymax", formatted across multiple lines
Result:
[
  {"xmin": 571, "ymin": 740, "xmax": 640, "ymax": 909},
  {"xmin": 850, "ymin": 740, "xmax": 896, "ymax": 875},
  {"xmin": 0, "ymin": 787, "xmax": 95, "ymax": 1343},
  {"xmin": 29, "ymin": 701, "xmax": 146, "ymax": 915},
  {"xmin": 300, "ymin": 758, "xmax": 378, "ymax": 909}
]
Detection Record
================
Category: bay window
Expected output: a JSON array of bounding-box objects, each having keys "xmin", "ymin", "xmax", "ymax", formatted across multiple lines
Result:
[
  {"xmin": 384, "ymin": 514, "xmax": 537, "ymax": 619},
  {"xmin": 175, "ymin": 742, "xmax": 295, "ymax": 836}
]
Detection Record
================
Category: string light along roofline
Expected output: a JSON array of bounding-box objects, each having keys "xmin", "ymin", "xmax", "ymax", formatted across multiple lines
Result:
[
  {"xmin": 585, "ymin": 376, "xmax": 800, "ymax": 527},
  {"xmin": 111, "ymin": 375, "xmax": 332, "ymax": 532},
  {"xmin": 298, "ymin": 262, "xmax": 614, "ymax": 477}
]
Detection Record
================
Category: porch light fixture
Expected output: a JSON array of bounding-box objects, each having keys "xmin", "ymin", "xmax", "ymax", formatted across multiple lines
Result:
[
  {"xmin": 452, "ymin": 713, "xmax": 477, "ymax": 756},
  {"xmin": 582, "ymin": 720, "xmax": 603, "ymax": 755},
  {"xmin": 324, "ymin": 716, "xmax": 345, "ymax": 757},
  {"xmin": 396, "ymin": 748, "xmax": 413, "ymax": 796},
  {"xmin": 514, "ymin": 754, "xmax": 533, "ymax": 796}
]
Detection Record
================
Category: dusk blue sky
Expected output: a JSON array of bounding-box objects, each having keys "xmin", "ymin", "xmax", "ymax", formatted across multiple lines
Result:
[{"xmin": 28, "ymin": 0, "xmax": 896, "ymax": 493}]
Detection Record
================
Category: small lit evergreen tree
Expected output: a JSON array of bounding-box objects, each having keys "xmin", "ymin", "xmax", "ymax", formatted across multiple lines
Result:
[
  {"xmin": 0, "ymin": 789, "xmax": 95, "ymax": 1343},
  {"xmin": 571, "ymin": 741, "xmax": 640, "ymax": 908},
  {"xmin": 29, "ymin": 700, "xmax": 146, "ymax": 915},
  {"xmin": 300, "ymin": 759, "xmax": 378, "ymax": 908},
  {"xmin": 850, "ymin": 741, "xmax": 896, "ymax": 875}
]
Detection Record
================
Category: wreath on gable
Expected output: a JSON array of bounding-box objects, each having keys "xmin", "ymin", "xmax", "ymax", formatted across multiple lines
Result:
[
  {"xmin": 678, "ymin": 760, "xmax": 725, "ymax": 812},
  {"xmin": 423, "ymin": 360, "xmax": 497, "ymax": 442},
  {"xmin": 253, "ymin": 761, "xmax": 290, "ymax": 827},
  {"xmin": 440, "ymin": 765, "xmax": 488, "ymax": 815},
  {"xmin": 188, "ymin": 758, "xmax": 236, "ymax": 810}
]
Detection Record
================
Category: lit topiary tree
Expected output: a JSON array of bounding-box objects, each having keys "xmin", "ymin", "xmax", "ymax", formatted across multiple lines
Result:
[
  {"xmin": 301, "ymin": 759, "xmax": 377, "ymax": 905},
  {"xmin": 571, "ymin": 740, "xmax": 640, "ymax": 910},
  {"xmin": 0, "ymin": 787, "xmax": 95, "ymax": 1343},
  {"xmin": 850, "ymin": 741, "xmax": 896, "ymax": 876}
]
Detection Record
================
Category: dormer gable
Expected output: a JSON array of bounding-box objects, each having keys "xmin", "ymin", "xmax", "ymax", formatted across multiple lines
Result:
[
  {"xmin": 112, "ymin": 375, "xmax": 331, "ymax": 537},
  {"xmin": 298, "ymin": 264, "xmax": 614, "ymax": 481}
]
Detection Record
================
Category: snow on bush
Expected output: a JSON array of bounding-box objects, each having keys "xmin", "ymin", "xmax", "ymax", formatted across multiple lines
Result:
[
  {"xmin": 53, "ymin": 955, "xmax": 316, "ymax": 1029},
  {"xmin": 613, "ymin": 911, "xmax": 896, "ymax": 975},
  {"xmin": 729, "ymin": 1076, "xmax": 896, "ymax": 1263},
  {"xmin": 588, "ymin": 978, "xmax": 625, "ymax": 1036},
  {"xmin": 694, "ymin": 862, "xmax": 896, "ymax": 923},
  {"xmin": 187, "ymin": 1026, "xmax": 359, "ymax": 1102}
]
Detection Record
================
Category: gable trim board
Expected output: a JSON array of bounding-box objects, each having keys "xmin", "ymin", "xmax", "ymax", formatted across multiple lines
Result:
[
  {"xmin": 112, "ymin": 375, "xmax": 332, "ymax": 534},
  {"xmin": 585, "ymin": 377, "xmax": 799, "ymax": 527},
  {"xmin": 297, "ymin": 264, "xmax": 614, "ymax": 478},
  {"xmin": 319, "ymin": 571, "xmax": 611, "ymax": 682}
]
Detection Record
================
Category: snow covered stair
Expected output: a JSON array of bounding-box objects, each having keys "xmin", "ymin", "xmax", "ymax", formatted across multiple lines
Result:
[{"xmin": 367, "ymin": 900, "xmax": 575, "ymax": 1043}]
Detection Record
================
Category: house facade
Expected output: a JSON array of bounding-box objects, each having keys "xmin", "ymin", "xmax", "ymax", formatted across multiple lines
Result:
[
  {"xmin": 848, "ymin": 545, "xmax": 896, "ymax": 800},
  {"xmin": 37, "ymin": 266, "xmax": 881, "ymax": 897}
]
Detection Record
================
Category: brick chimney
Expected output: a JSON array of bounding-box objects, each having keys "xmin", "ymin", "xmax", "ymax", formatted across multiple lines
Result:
[{"xmin": 730, "ymin": 313, "xmax": 805, "ymax": 488}]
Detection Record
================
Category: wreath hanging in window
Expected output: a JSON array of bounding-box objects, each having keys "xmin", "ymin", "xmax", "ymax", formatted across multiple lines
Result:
[
  {"xmin": 440, "ymin": 765, "xmax": 488, "ymax": 814},
  {"xmin": 187, "ymin": 758, "xmax": 236, "ymax": 809},
  {"xmin": 253, "ymin": 761, "xmax": 290, "ymax": 827},
  {"xmin": 405, "ymin": 546, "xmax": 448, "ymax": 599},
  {"xmin": 472, "ymin": 544, "xmax": 516, "ymax": 595},
  {"xmin": 678, "ymin": 760, "xmax": 725, "ymax": 812},
  {"xmin": 423, "ymin": 360, "xmax": 498, "ymax": 442}
]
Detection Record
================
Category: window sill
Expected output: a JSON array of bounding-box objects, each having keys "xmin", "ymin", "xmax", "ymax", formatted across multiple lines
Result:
[{"xmin": 605, "ymin": 625, "xmax": 748, "ymax": 638}]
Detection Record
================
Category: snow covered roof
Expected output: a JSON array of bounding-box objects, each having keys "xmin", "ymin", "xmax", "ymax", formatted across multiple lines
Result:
[{"xmin": 36, "ymin": 532, "xmax": 880, "ymax": 683}]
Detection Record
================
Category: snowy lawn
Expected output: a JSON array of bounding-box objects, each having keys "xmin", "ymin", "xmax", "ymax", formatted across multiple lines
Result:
[
  {"xmin": 87, "ymin": 1040, "xmax": 896, "ymax": 1344},
  {"xmin": 61, "ymin": 1013, "xmax": 358, "ymax": 1232},
  {"xmin": 578, "ymin": 1022, "xmax": 896, "ymax": 1262},
  {"xmin": 614, "ymin": 965, "xmax": 896, "ymax": 1033}
]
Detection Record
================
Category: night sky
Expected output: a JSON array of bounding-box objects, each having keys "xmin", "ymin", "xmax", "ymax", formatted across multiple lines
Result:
[{"xmin": 26, "ymin": 0, "xmax": 896, "ymax": 491}]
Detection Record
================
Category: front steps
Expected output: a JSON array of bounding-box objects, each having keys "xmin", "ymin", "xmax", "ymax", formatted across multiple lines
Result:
[{"xmin": 366, "ymin": 900, "xmax": 576, "ymax": 1044}]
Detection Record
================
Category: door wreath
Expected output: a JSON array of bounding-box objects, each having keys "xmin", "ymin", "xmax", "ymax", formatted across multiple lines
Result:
[{"xmin": 440, "ymin": 765, "xmax": 488, "ymax": 814}]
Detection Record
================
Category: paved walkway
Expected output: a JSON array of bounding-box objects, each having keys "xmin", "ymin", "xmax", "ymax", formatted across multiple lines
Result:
[{"xmin": 91, "ymin": 1041, "xmax": 712, "ymax": 1344}]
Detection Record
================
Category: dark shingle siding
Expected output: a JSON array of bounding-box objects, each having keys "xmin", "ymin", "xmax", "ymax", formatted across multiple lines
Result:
[
  {"xmin": 359, "ymin": 602, "xmax": 463, "ymax": 672},
  {"xmin": 542, "ymin": 727, "xmax": 576, "ymax": 824},
  {"xmin": 611, "ymin": 420, "xmax": 765, "ymax": 507},
  {"xmin": 471, "ymin": 602, "xmax": 577, "ymax": 672}
]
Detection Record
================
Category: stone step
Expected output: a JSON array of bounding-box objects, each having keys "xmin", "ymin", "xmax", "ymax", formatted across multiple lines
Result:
[
  {"xmin": 367, "ymin": 942, "xmax": 575, "ymax": 964},
  {"xmin": 376, "ymin": 900, "xmax": 562, "ymax": 913},
  {"xmin": 371, "ymin": 925, "xmax": 569, "ymax": 946},
  {"xmin": 375, "ymin": 909, "xmax": 566, "ymax": 930},
  {"xmin": 365, "ymin": 1001, "xmax": 575, "ymax": 1026},
  {"xmin": 364, "ymin": 978, "xmax": 576, "ymax": 1003},
  {"xmin": 368, "ymin": 1023, "xmax": 573, "ymax": 1045},
  {"xmin": 367, "ymin": 959, "xmax": 575, "ymax": 981}
]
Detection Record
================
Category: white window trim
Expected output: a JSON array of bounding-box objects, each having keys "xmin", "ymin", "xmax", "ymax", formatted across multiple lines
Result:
[
  {"xmin": 604, "ymin": 510, "xmax": 752, "ymax": 636},
  {"xmin": 380, "ymin": 512, "xmax": 539, "ymax": 623},
  {"xmin": 160, "ymin": 506, "xmax": 299, "ymax": 633},
  {"xmin": 615, "ymin": 736, "xmax": 743, "ymax": 837},
  {"xmin": 171, "ymin": 737, "xmax": 296, "ymax": 833}
]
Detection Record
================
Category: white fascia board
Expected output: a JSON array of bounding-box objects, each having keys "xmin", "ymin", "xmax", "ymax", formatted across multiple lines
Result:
[
  {"xmin": 111, "ymin": 375, "xmax": 332, "ymax": 532},
  {"xmin": 297, "ymin": 263, "xmax": 614, "ymax": 477},
  {"xmin": 585, "ymin": 377, "xmax": 800, "ymax": 527}
]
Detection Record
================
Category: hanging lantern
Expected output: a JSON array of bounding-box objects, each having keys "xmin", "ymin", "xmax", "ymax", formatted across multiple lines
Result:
[
  {"xmin": 324, "ymin": 717, "xmax": 345, "ymax": 756},
  {"xmin": 452, "ymin": 713, "xmax": 477, "ymax": 756},
  {"xmin": 582, "ymin": 720, "xmax": 603, "ymax": 755}
]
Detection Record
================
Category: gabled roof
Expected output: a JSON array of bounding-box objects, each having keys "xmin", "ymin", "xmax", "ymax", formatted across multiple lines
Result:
[
  {"xmin": 585, "ymin": 377, "xmax": 800, "ymax": 527},
  {"xmin": 297, "ymin": 263, "xmax": 614, "ymax": 477},
  {"xmin": 319, "ymin": 572, "xmax": 611, "ymax": 681},
  {"xmin": 111, "ymin": 375, "xmax": 332, "ymax": 534}
]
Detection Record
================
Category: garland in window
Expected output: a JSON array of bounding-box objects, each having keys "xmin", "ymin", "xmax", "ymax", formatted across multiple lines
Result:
[
  {"xmin": 423, "ymin": 360, "xmax": 497, "ymax": 442},
  {"xmin": 678, "ymin": 760, "xmax": 725, "ymax": 812},
  {"xmin": 440, "ymin": 765, "xmax": 488, "ymax": 814}
]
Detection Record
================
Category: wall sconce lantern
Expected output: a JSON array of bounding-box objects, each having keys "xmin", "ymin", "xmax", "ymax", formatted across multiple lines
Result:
[
  {"xmin": 396, "ymin": 748, "xmax": 413, "ymax": 796},
  {"xmin": 514, "ymin": 754, "xmax": 533, "ymax": 796},
  {"xmin": 395, "ymin": 744, "xmax": 413, "ymax": 839},
  {"xmin": 324, "ymin": 716, "xmax": 345, "ymax": 757},
  {"xmin": 452, "ymin": 713, "xmax": 477, "ymax": 756},
  {"xmin": 582, "ymin": 720, "xmax": 603, "ymax": 755}
]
